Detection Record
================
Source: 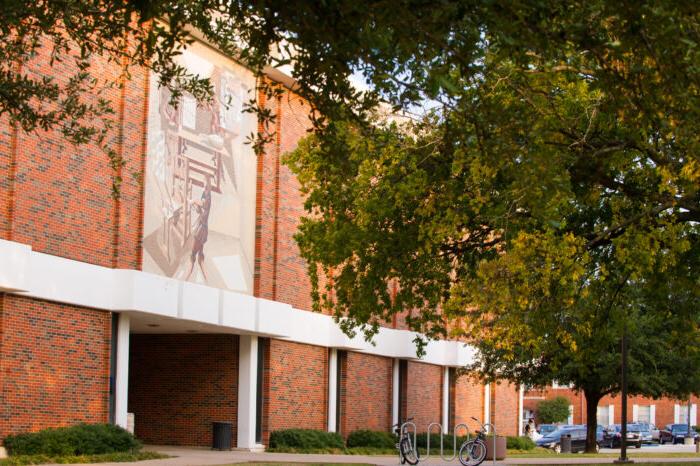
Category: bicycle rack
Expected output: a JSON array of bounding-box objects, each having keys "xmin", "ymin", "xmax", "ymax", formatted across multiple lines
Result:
[
  {"xmin": 423, "ymin": 422, "xmax": 470, "ymax": 461},
  {"xmin": 399, "ymin": 420, "xmax": 418, "ymax": 461},
  {"xmin": 483, "ymin": 422, "xmax": 497, "ymax": 466},
  {"xmin": 398, "ymin": 420, "xmax": 498, "ymax": 465}
]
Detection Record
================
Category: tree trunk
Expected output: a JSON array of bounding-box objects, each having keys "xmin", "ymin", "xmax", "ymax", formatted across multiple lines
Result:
[{"xmin": 584, "ymin": 389, "xmax": 602, "ymax": 453}]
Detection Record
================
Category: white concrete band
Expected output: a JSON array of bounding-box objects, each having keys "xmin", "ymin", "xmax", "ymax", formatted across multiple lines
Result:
[
  {"xmin": 327, "ymin": 348, "xmax": 338, "ymax": 432},
  {"xmin": 442, "ymin": 366, "xmax": 449, "ymax": 433},
  {"xmin": 392, "ymin": 359, "xmax": 400, "ymax": 426},
  {"xmin": 0, "ymin": 239, "xmax": 476, "ymax": 367},
  {"xmin": 484, "ymin": 383, "xmax": 491, "ymax": 425},
  {"xmin": 114, "ymin": 313, "xmax": 130, "ymax": 429},
  {"xmin": 237, "ymin": 335, "xmax": 260, "ymax": 450},
  {"xmin": 518, "ymin": 385, "xmax": 524, "ymax": 436}
]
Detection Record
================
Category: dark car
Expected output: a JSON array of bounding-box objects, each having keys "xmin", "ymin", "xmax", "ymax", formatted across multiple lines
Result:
[
  {"xmin": 601, "ymin": 424, "xmax": 644, "ymax": 448},
  {"xmin": 659, "ymin": 424, "xmax": 699, "ymax": 444},
  {"xmin": 536, "ymin": 427, "xmax": 601, "ymax": 453}
]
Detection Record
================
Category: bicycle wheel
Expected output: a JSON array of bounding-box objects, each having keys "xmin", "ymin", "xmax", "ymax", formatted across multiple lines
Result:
[
  {"xmin": 458, "ymin": 439, "xmax": 487, "ymax": 466},
  {"xmin": 397, "ymin": 443, "xmax": 406, "ymax": 464},
  {"xmin": 400, "ymin": 437, "xmax": 419, "ymax": 465}
]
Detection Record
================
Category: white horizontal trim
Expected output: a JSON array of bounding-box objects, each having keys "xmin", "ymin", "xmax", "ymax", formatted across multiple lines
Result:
[{"xmin": 0, "ymin": 239, "xmax": 474, "ymax": 367}]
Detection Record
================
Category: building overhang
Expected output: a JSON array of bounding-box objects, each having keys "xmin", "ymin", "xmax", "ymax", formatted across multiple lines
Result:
[{"xmin": 0, "ymin": 238, "xmax": 474, "ymax": 367}]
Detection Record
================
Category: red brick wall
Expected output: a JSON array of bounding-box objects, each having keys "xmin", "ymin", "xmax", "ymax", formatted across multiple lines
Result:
[
  {"xmin": 0, "ymin": 43, "xmax": 147, "ymax": 268},
  {"xmin": 128, "ymin": 334, "xmax": 239, "ymax": 446},
  {"xmin": 340, "ymin": 351, "xmax": 393, "ymax": 434},
  {"xmin": 0, "ymin": 294, "xmax": 111, "ymax": 439},
  {"xmin": 405, "ymin": 362, "xmax": 443, "ymax": 432},
  {"xmin": 254, "ymin": 88, "xmax": 315, "ymax": 312},
  {"xmin": 454, "ymin": 375, "xmax": 484, "ymax": 434},
  {"xmin": 0, "ymin": 115, "xmax": 14, "ymax": 240},
  {"xmin": 492, "ymin": 381, "xmax": 519, "ymax": 436},
  {"xmin": 263, "ymin": 339, "xmax": 327, "ymax": 442}
]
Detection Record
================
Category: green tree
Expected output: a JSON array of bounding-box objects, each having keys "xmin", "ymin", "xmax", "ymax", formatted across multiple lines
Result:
[
  {"xmin": 5, "ymin": 1, "xmax": 700, "ymax": 453},
  {"xmin": 283, "ymin": 5, "xmax": 700, "ymax": 452},
  {"xmin": 537, "ymin": 397, "xmax": 571, "ymax": 425}
]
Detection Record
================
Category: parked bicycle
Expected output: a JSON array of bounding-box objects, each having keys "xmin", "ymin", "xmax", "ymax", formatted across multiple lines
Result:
[
  {"xmin": 393, "ymin": 417, "xmax": 420, "ymax": 465},
  {"xmin": 458, "ymin": 417, "xmax": 489, "ymax": 466}
]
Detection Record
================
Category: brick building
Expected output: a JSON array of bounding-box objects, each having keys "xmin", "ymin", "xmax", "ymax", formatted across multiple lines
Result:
[
  {"xmin": 524, "ymin": 385, "xmax": 698, "ymax": 429},
  {"xmin": 0, "ymin": 35, "xmax": 522, "ymax": 449}
]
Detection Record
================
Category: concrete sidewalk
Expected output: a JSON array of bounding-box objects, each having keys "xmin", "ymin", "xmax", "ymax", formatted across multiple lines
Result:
[{"xmin": 43, "ymin": 445, "xmax": 700, "ymax": 466}]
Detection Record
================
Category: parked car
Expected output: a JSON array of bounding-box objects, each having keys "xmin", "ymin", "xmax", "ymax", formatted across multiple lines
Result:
[
  {"xmin": 538, "ymin": 424, "xmax": 559, "ymax": 436},
  {"xmin": 659, "ymin": 424, "xmax": 699, "ymax": 444},
  {"xmin": 536, "ymin": 427, "xmax": 601, "ymax": 453},
  {"xmin": 601, "ymin": 424, "xmax": 643, "ymax": 448},
  {"xmin": 629, "ymin": 423, "xmax": 654, "ymax": 444},
  {"xmin": 636, "ymin": 423, "xmax": 661, "ymax": 442}
]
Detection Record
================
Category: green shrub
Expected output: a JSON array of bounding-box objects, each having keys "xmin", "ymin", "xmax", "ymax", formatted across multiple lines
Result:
[
  {"xmin": 346, "ymin": 430, "xmax": 395, "ymax": 449},
  {"xmin": 268, "ymin": 429, "xmax": 343, "ymax": 449},
  {"xmin": 537, "ymin": 396, "xmax": 571, "ymax": 424},
  {"xmin": 3, "ymin": 424, "xmax": 140, "ymax": 456},
  {"xmin": 506, "ymin": 435, "xmax": 536, "ymax": 450}
]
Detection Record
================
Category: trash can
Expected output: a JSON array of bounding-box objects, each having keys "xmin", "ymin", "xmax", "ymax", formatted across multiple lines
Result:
[
  {"xmin": 560, "ymin": 434, "xmax": 572, "ymax": 453},
  {"xmin": 212, "ymin": 422, "xmax": 232, "ymax": 450}
]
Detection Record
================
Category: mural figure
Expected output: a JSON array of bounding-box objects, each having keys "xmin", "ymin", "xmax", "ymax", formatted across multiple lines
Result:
[
  {"xmin": 142, "ymin": 46, "xmax": 256, "ymax": 293},
  {"xmin": 186, "ymin": 175, "xmax": 212, "ymax": 281}
]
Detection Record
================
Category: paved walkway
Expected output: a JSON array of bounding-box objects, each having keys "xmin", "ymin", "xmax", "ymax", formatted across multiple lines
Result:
[{"xmin": 42, "ymin": 445, "xmax": 700, "ymax": 466}]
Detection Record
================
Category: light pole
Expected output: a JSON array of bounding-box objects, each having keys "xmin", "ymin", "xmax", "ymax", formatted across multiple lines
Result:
[{"xmin": 615, "ymin": 325, "xmax": 633, "ymax": 464}]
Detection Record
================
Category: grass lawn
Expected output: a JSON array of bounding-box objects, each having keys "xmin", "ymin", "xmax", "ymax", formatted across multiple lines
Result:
[
  {"xmin": 0, "ymin": 451, "xmax": 168, "ymax": 465},
  {"xmin": 510, "ymin": 450, "xmax": 700, "ymax": 458},
  {"xmin": 510, "ymin": 464, "xmax": 700, "ymax": 466}
]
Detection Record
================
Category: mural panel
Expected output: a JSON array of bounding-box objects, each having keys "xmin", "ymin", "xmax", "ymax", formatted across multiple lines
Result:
[{"xmin": 142, "ymin": 43, "xmax": 257, "ymax": 294}]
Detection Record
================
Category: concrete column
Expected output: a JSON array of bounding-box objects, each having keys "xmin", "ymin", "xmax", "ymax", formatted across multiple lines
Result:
[
  {"xmin": 674, "ymin": 404, "xmax": 680, "ymax": 424},
  {"xmin": 114, "ymin": 313, "xmax": 130, "ymax": 429},
  {"xmin": 484, "ymin": 383, "xmax": 491, "ymax": 426},
  {"xmin": 392, "ymin": 359, "xmax": 400, "ymax": 426},
  {"xmin": 518, "ymin": 385, "xmax": 524, "ymax": 436},
  {"xmin": 442, "ymin": 366, "xmax": 450, "ymax": 433},
  {"xmin": 609, "ymin": 404, "xmax": 615, "ymax": 425},
  {"xmin": 237, "ymin": 335, "xmax": 259, "ymax": 450},
  {"xmin": 327, "ymin": 348, "xmax": 338, "ymax": 432}
]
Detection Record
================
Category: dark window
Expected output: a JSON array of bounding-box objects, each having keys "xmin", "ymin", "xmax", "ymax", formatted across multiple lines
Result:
[
  {"xmin": 108, "ymin": 313, "xmax": 118, "ymax": 425},
  {"xmin": 255, "ymin": 338, "xmax": 266, "ymax": 444},
  {"xmin": 335, "ymin": 350, "xmax": 345, "ymax": 433},
  {"xmin": 448, "ymin": 368, "xmax": 456, "ymax": 431},
  {"xmin": 398, "ymin": 360, "xmax": 408, "ymax": 422}
]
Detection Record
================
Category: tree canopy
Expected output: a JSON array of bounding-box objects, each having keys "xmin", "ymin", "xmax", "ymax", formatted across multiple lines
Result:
[
  {"xmin": 537, "ymin": 397, "xmax": 571, "ymax": 425},
  {"xmin": 4, "ymin": 0, "xmax": 700, "ymax": 452}
]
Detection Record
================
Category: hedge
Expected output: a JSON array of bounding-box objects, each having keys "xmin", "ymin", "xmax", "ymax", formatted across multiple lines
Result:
[
  {"xmin": 3, "ymin": 424, "xmax": 141, "ymax": 456},
  {"xmin": 268, "ymin": 429, "xmax": 344, "ymax": 449},
  {"xmin": 346, "ymin": 430, "xmax": 396, "ymax": 449},
  {"xmin": 506, "ymin": 436, "xmax": 536, "ymax": 450}
]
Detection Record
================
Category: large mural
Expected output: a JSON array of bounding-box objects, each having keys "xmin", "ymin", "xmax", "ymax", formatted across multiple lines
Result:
[{"xmin": 142, "ymin": 43, "xmax": 257, "ymax": 294}]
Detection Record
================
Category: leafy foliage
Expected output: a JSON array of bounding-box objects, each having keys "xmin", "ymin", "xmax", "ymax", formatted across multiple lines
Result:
[
  {"xmin": 536, "ymin": 397, "xmax": 571, "ymax": 424},
  {"xmin": 3, "ymin": 424, "xmax": 140, "ymax": 456},
  {"xmin": 281, "ymin": 2, "xmax": 700, "ymax": 453},
  {"xmin": 268, "ymin": 429, "xmax": 344, "ymax": 449}
]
